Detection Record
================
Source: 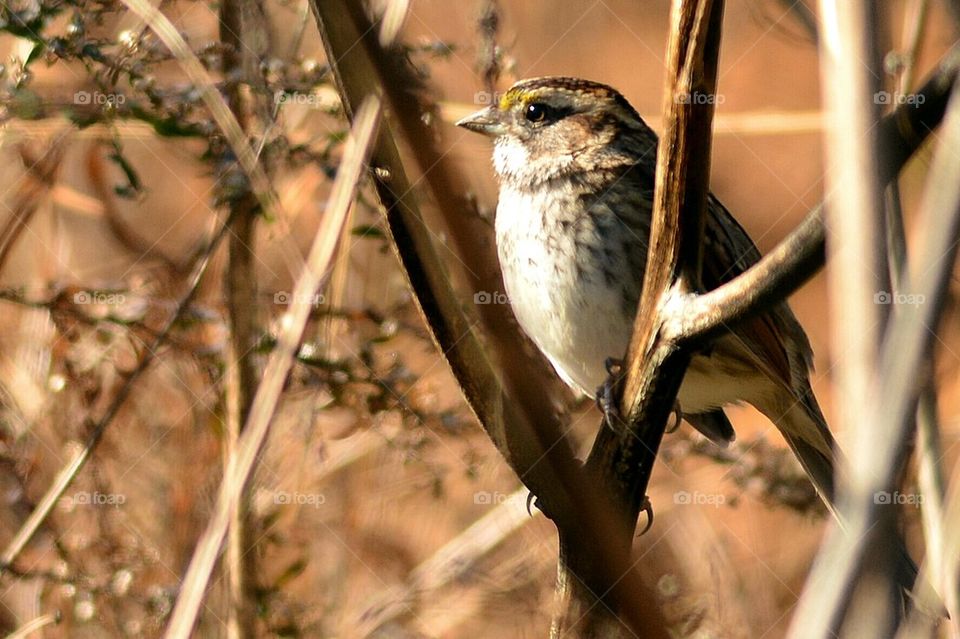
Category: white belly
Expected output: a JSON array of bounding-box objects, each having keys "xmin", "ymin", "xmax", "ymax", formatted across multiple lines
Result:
[{"xmin": 495, "ymin": 186, "xmax": 750, "ymax": 413}]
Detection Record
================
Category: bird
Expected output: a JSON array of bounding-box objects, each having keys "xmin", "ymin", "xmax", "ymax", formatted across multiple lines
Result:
[{"xmin": 457, "ymin": 75, "xmax": 917, "ymax": 593}]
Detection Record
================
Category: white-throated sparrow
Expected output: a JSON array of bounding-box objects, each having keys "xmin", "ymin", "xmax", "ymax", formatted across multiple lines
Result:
[{"xmin": 458, "ymin": 76, "xmax": 916, "ymax": 591}]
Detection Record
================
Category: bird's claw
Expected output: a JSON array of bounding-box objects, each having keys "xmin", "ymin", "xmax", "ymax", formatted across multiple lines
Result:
[
  {"xmin": 526, "ymin": 491, "xmax": 537, "ymax": 516},
  {"xmin": 596, "ymin": 357, "xmax": 625, "ymax": 430},
  {"xmin": 638, "ymin": 496, "xmax": 654, "ymax": 535},
  {"xmin": 665, "ymin": 403, "xmax": 682, "ymax": 434}
]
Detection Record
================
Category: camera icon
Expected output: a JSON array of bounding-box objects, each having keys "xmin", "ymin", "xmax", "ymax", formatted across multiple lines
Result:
[
  {"xmin": 73, "ymin": 291, "xmax": 91, "ymax": 304},
  {"xmin": 874, "ymin": 91, "xmax": 892, "ymax": 105},
  {"xmin": 474, "ymin": 491, "xmax": 492, "ymax": 505},
  {"xmin": 73, "ymin": 491, "xmax": 90, "ymax": 505},
  {"xmin": 474, "ymin": 291, "xmax": 492, "ymax": 304},
  {"xmin": 874, "ymin": 491, "xmax": 892, "ymax": 504},
  {"xmin": 874, "ymin": 291, "xmax": 892, "ymax": 304},
  {"xmin": 673, "ymin": 490, "xmax": 691, "ymax": 505},
  {"xmin": 675, "ymin": 93, "xmax": 691, "ymax": 104},
  {"xmin": 74, "ymin": 91, "xmax": 91, "ymax": 105},
  {"xmin": 274, "ymin": 491, "xmax": 292, "ymax": 505},
  {"xmin": 274, "ymin": 291, "xmax": 290, "ymax": 305}
]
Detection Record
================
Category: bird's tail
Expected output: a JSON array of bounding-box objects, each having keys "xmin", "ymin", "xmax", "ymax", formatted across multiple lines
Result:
[{"xmin": 754, "ymin": 384, "xmax": 920, "ymax": 605}]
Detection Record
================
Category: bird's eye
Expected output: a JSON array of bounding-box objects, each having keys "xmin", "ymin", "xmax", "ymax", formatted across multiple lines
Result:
[{"xmin": 525, "ymin": 103, "xmax": 550, "ymax": 123}]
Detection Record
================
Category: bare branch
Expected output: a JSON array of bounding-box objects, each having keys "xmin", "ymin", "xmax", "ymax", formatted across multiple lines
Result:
[{"xmin": 162, "ymin": 96, "xmax": 381, "ymax": 639}]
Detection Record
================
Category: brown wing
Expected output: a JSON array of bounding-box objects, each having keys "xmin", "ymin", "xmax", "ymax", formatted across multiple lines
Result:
[{"xmin": 700, "ymin": 195, "xmax": 796, "ymax": 391}]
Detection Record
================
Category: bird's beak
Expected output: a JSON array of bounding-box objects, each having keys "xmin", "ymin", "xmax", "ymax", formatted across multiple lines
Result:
[{"xmin": 456, "ymin": 107, "xmax": 506, "ymax": 137}]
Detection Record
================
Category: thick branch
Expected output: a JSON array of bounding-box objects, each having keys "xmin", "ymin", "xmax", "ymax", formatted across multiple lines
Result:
[
  {"xmin": 586, "ymin": 0, "xmax": 725, "ymax": 530},
  {"xmin": 309, "ymin": 2, "xmax": 668, "ymax": 636}
]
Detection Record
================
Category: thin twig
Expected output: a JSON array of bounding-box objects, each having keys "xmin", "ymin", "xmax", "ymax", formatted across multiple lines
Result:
[
  {"xmin": 218, "ymin": 0, "xmax": 264, "ymax": 633},
  {"xmin": 0, "ymin": 136, "xmax": 67, "ymax": 274},
  {"xmin": 355, "ymin": 486, "xmax": 538, "ymax": 636},
  {"xmin": 117, "ymin": 0, "xmax": 283, "ymax": 220},
  {"xmin": 0, "ymin": 213, "xmax": 234, "ymax": 573},
  {"xmin": 4, "ymin": 612, "xmax": 60, "ymax": 638},
  {"xmin": 161, "ymin": 96, "xmax": 381, "ymax": 639}
]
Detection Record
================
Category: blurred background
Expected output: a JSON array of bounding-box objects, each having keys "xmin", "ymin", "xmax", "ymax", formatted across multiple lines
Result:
[{"xmin": 0, "ymin": 0, "xmax": 958, "ymax": 636}]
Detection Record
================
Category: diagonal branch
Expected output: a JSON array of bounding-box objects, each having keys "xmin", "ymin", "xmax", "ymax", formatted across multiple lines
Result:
[{"xmin": 162, "ymin": 96, "xmax": 381, "ymax": 639}]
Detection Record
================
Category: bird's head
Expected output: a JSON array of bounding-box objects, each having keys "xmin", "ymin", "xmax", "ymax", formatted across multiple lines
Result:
[{"xmin": 457, "ymin": 76, "xmax": 649, "ymax": 185}]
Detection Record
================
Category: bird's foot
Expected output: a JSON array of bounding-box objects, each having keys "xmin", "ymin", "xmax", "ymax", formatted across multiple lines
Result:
[
  {"xmin": 638, "ymin": 495, "xmax": 654, "ymax": 535},
  {"xmin": 596, "ymin": 357, "xmax": 625, "ymax": 430}
]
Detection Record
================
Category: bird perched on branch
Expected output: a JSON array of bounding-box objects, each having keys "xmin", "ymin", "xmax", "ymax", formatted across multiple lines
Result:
[{"xmin": 457, "ymin": 75, "xmax": 916, "ymax": 594}]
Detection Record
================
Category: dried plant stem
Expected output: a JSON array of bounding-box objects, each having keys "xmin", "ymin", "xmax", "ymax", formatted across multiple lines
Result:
[
  {"xmin": 5, "ymin": 612, "xmax": 60, "ymax": 638},
  {"xmin": 898, "ymin": 0, "xmax": 930, "ymax": 95},
  {"xmin": 162, "ymin": 96, "xmax": 381, "ymax": 639},
  {"xmin": 117, "ymin": 0, "xmax": 282, "ymax": 219},
  {"xmin": 218, "ymin": 0, "xmax": 263, "ymax": 633},
  {"xmin": 0, "ymin": 213, "xmax": 233, "ymax": 573},
  {"xmin": 790, "ymin": 70, "xmax": 960, "ymax": 639},
  {"xmin": 0, "ymin": 136, "xmax": 66, "ymax": 274},
  {"xmin": 356, "ymin": 487, "xmax": 537, "ymax": 635}
]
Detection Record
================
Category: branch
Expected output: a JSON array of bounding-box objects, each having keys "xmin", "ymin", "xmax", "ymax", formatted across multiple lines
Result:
[
  {"xmin": 309, "ymin": 2, "xmax": 669, "ymax": 637},
  {"xmin": 587, "ymin": 0, "xmax": 725, "ymax": 536},
  {"xmin": 790, "ymin": 74, "xmax": 960, "ymax": 639},
  {"xmin": 161, "ymin": 97, "xmax": 380, "ymax": 639},
  {"xmin": 567, "ymin": 0, "xmax": 726, "ymax": 634},
  {"xmin": 669, "ymin": 41, "xmax": 960, "ymax": 344}
]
